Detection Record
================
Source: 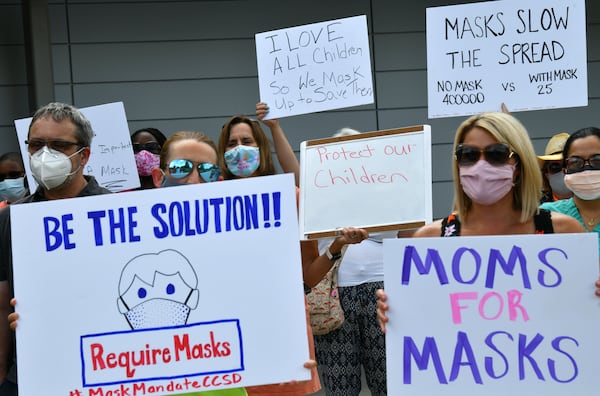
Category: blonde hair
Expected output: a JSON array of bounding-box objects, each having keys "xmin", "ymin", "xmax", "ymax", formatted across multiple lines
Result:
[
  {"xmin": 452, "ymin": 112, "xmax": 542, "ymax": 223},
  {"xmin": 160, "ymin": 131, "xmax": 217, "ymax": 169}
]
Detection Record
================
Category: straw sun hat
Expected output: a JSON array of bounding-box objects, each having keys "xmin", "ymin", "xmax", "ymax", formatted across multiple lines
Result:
[{"xmin": 537, "ymin": 132, "xmax": 570, "ymax": 162}]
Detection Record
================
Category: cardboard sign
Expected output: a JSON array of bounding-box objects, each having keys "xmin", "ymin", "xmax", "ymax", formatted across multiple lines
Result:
[
  {"xmin": 299, "ymin": 126, "xmax": 432, "ymax": 239},
  {"xmin": 383, "ymin": 233, "xmax": 600, "ymax": 395},
  {"xmin": 426, "ymin": 0, "xmax": 587, "ymax": 118},
  {"xmin": 10, "ymin": 174, "xmax": 310, "ymax": 396},
  {"xmin": 15, "ymin": 102, "xmax": 140, "ymax": 193},
  {"xmin": 255, "ymin": 15, "xmax": 374, "ymax": 119}
]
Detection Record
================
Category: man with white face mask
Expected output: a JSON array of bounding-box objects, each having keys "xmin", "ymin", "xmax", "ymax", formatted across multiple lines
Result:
[{"xmin": 0, "ymin": 102, "xmax": 111, "ymax": 395}]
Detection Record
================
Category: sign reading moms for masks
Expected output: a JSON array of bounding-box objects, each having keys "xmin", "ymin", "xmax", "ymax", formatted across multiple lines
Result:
[
  {"xmin": 299, "ymin": 126, "xmax": 432, "ymax": 239},
  {"xmin": 426, "ymin": 0, "xmax": 587, "ymax": 119},
  {"xmin": 255, "ymin": 15, "xmax": 374, "ymax": 119},
  {"xmin": 383, "ymin": 233, "xmax": 600, "ymax": 395},
  {"xmin": 10, "ymin": 174, "xmax": 310, "ymax": 396},
  {"xmin": 15, "ymin": 101, "xmax": 140, "ymax": 192}
]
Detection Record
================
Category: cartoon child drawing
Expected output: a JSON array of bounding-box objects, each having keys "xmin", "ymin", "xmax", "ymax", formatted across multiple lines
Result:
[{"xmin": 117, "ymin": 249, "xmax": 200, "ymax": 329}]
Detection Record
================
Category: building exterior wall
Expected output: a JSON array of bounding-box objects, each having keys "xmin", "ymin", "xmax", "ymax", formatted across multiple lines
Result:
[{"xmin": 1, "ymin": 0, "xmax": 598, "ymax": 218}]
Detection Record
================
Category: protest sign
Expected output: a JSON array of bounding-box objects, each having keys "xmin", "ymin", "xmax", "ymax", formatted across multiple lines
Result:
[
  {"xmin": 383, "ymin": 233, "xmax": 600, "ymax": 395},
  {"xmin": 299, "ymin": 126, "xmax": 432, "ymax": 239},
  {"xmin": 15, "ymin": 101, "xmax": 140, "ymax": 192},
  {"xmin": 10, "ymin": 174, "xmax": 310, "ymax": 396},
  {"xmin": 426, "ymin": 0, "xmax": 587, "ymax": 118},
  {"xmin": 255, "ymin": 15, "xmax": 374, "ymax": 119}
]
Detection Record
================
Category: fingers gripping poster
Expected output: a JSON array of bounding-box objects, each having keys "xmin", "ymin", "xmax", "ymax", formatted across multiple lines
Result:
[{"xmin": 10, "ymin": 174, "xmax": 310, "ymax": 396}]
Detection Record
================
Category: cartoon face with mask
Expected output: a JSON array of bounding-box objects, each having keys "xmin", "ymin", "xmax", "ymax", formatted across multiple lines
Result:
[{"xmin": 117, "ymin": 249, "xmax": 200, "ymax": 330}]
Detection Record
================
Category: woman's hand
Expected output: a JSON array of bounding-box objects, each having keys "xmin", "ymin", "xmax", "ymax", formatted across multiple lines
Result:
[
  {"xmin": 595, "ymin": 279, "xmax": 600, "ymax": 297},
  {"xmin": 8, "ymin": 298, "xmax": 18, "ymax": 331},
  {"xmin": 335, "ymin": 226, "xmax": 369, "ymax": 246},
  {"xmin": 256, "ymin": 102, "xmax": 279, "ymax": 129},
  {"xmin": 376, "ymin": 289, "xmax": 389, "ymax": 333}
]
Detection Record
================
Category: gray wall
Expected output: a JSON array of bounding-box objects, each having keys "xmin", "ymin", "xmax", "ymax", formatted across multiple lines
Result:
[{"xmin": 1, "ymin": 0, "xmax": 598, "ymax": 218}]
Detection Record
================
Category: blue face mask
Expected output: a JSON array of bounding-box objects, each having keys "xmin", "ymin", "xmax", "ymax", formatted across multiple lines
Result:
[
  {"xmin": 224, "ymin": 145, "xmax": 260, "ymax": 177},
  {"xmin": 0, "ymin": 177, "xmax": 27, "ymax": 202}
]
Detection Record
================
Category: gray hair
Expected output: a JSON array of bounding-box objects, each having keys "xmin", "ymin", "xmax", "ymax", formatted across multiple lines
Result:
[
  {"xmin": 28, "ymin": 102, "xmax": 94, "ymax": 147},
  {"xmin": 333, "ymin": 127, "xmax": 361, "ymax": 138}
]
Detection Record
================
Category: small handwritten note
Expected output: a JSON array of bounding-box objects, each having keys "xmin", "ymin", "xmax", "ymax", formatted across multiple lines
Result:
[{"xmin": 256, "ymin": 15, "xmax": 374, "ymax": 119}]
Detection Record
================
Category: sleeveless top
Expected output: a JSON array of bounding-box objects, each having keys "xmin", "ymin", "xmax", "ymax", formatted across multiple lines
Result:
[{"xmin": 440, "ymin": 209, "xmax": 554, "ymax": 236}]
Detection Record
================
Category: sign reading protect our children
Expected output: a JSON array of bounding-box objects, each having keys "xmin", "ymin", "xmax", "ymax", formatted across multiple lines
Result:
[
  {"xmin": 383, "ymin": 233, "xmax": 600, "ymax": 395},
  {"xmin": 10, "ymin": 174, "xmax": 310, "ymax": 396},
  {"xmin": 255, "ymin": 15, "xmax": 374, "ymax": 119},
  {"xmin": 299, "ymin": 126, "xmax": 432, "ymax": 239},
  {"xmin": 14, "ymin": 101, "xmax": 140, "ymax": 193},
  {"xmin": 426, "ymin": 0, "xmax": 587, "ymax": 118}
]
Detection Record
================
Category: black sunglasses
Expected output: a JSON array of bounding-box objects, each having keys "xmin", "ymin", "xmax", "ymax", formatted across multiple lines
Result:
[
  {"xmin": 167, "ymin": 159, "xmax": 220, "ymax": 183},
  {"xmin": 455, "ymin": 143, "xmax": 515, "ymax": 167},
  {"xmin": 132, "ymin": 141, "xmax": 161, "ymax": 154},
  {"xmin": 565, "ymin": 155, "xmax": 600, "ymax": 174},
  {"xmin": 545, "ymin": 162, "xmax": 563, "ymax": 175},
  {"xmin": 25, "ymin": 138, "xmax": 82, "ymax": 154}
]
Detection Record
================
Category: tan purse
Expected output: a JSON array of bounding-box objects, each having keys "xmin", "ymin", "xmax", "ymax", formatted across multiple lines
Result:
[{"xmin": 307, "ymin": 246, "xmax": 347, "ymax": 335}]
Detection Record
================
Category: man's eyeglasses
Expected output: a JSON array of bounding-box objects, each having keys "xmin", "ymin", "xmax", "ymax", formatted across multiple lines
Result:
[
  {"xmin": 167, "ymin": 159, "xmax": 220, "ymax": 183},
  {"xmin": 25, "ymin": 139, "xmax": 82, "ymax": 153},
  {"xmin": 0, "ymin": 171, "xmax": 24, "ymax": 182},
  {"xmin": 132, "ymin": 142, "xmax": 161, "ymax": 154},
  {"xmin": 565, "ymin": 155, "xmax": 600, "ymax": 174},
  {"xmin": 544, "ymin": 162, "xmax": 563, "ymax": 175},
  {"xmin": 455, "ymin": 143, "xmax": 515, "ymax": 167}
]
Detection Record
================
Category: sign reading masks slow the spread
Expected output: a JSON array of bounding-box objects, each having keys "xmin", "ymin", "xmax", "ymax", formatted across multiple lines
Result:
[
  {"xmin": 426, "ymin": 0, "xmax": 587, "ymax": 118},
  {"xmin": 10, "ymin": 174, "xmax": 310, "ymax": 396},
  {"xmin": 383, "ymin": 233, "xmax": 600, "ymax": 395}
]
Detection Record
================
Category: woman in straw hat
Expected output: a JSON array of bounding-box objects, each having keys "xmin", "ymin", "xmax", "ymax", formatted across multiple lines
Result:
[{"xmin": 538, "ymin": 132, "xmax": 573, "ymax": 202}]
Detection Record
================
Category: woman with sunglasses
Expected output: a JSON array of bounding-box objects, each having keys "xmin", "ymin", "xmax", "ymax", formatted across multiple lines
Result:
[
  {"xmin": 375, "ymin": 112, "xmax": 586, "ymax": 330},
  {"xmin": 540, "ymin": 127, "xmax": 600, "ymax": 249},
  {"xmin": 131, "ymin": 127, "xmax": 167, "ymax": 189},
  {"xmin": 412, "ymin": 112, "xmax": 583, "ymax": 238},
  {"xmin": 538, "ymin": 132, "xmax": 573, "ymax": 203},
  {"xmin": 150, "ymin": 131, "xmax": 223, "ymax": 187}
]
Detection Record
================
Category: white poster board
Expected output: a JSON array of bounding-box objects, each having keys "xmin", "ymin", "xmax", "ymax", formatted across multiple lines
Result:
[
  {"xmin": 15, "ymin": 101, "xmax": 140, "ymax": 192},
  {"xmin": 11, "ymin": 174, "xmax": 310, "ymax": 396},
  {"xmin": 255, "ymin": 15, "xmax": 374, "ymax": 119},
  {"xmin": 383, "ymin": 233, "xmax": 600, "ymax": 395},
  {"xmin": 426, "ymin": 0, "xmax": 587, "ymax": 119},
  {"xmin": 299, "ymin": 126, "xmax": 432, "ymax": 239}
]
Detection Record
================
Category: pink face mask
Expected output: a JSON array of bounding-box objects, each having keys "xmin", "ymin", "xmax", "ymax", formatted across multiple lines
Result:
[
  {"xmin": 135, "ymin": 150, "xmax": 160, "ymax": 176},
  {"xmin": 564, "ymin": 170, "xmax": 600, "ymax": 200},
  {"xmin": 459, "ymin": 160, "xmax": 516, "ymax": 205}
]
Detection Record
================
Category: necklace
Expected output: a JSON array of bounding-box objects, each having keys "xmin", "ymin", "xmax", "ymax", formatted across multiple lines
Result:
[{"xmin": 579, "ymin": 211, "xmax": 600, "ymax": 228}]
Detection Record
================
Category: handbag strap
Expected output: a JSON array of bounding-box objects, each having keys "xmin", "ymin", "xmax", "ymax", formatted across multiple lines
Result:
[{"xmin": 329, "ymin": 244, "xmax": 348, "ymax": 287}]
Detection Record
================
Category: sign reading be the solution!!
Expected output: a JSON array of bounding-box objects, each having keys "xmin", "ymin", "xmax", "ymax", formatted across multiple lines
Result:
[
  {"xmin": 255, "ymin": 15, "xmax": 374, "ymax": 119},
  {"xmin": 426, "ymin": 0, "xmax": 587, "ymax": 118}
]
